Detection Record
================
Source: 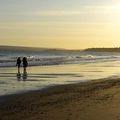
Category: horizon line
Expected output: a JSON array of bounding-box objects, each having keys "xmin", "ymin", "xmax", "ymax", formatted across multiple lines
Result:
[{"xmin": 0, "ymin": 45, "xmax": 120, "ymax": 51}]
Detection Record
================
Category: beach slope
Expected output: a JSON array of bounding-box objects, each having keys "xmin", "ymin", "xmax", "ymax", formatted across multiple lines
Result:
[{"xmin": 0, "ymin": 77, "xmax": 120, "ymax": 120}]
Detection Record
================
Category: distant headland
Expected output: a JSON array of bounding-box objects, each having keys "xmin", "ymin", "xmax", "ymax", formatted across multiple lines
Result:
[{"xmin": 84, "ymin": 48, "xmax": 120, "ymax": 52}]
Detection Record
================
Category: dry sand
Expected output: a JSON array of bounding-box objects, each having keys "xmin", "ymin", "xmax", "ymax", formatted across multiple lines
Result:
[{"xmin": 0, "ymin": 77, "xmax": 120, "ymax": 120}]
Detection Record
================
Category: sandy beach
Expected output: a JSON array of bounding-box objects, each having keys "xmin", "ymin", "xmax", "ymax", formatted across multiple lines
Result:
[
  {"xmin": 0, "ymin": 76, "xmax": 120, "ymax": 120},
  {"xmin": 1, "ymin": 0, "xmax": 120, "ymax": 119}
]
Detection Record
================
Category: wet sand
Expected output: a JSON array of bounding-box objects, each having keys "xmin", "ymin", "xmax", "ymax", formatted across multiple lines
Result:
[{"xmin": 0, "ymin": 77, "xmax": 120, "ymax": 120}]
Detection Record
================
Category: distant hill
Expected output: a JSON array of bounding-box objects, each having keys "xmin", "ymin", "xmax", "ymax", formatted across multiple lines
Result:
[
  {"xmin": 0, "ymin": 46, "xmax": 63, "ymax": 52},
  {"xmin": 84, "ymin": 48, "xmax": 120, "ymax": 52},
  {"xmin": 0, "ymin": 46, "xmax": 82, "ymax": 54}
]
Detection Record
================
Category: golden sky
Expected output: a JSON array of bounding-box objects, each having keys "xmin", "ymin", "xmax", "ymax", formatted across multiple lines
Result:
[{"xmin": 0, "ymin": 0, "xmax": 120, "ymax": 49}]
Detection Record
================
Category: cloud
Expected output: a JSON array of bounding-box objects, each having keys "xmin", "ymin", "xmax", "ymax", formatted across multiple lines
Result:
[
  {"xmin": 32, "ymin": 10, "xmax": 83, "ymax": 16},
  {"xmin": 30, "ymin": 5, "xmax": 118, "ymax": 16}
]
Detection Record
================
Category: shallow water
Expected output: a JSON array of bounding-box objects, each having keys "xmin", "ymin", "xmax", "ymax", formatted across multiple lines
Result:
[{"xmin": 0, "ymin": 61, "xmax": 120, "ymax": 96}]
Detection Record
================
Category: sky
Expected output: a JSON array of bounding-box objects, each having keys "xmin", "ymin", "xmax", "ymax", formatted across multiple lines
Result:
[{"xmin": 0, "ymin": 0, "xmax": 120, "ymax": 49}]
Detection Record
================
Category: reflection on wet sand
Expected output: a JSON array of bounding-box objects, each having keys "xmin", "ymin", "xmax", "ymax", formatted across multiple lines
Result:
[
  {"xmin": 16, "ymin": 73, "xmax": 27, "ymax": 81},
  {"xmin": 23, "ymin": 73, "xmax": 27, "ymax": 80},
  {"xmin": 0, "ymin": 62, "xmax": 120, "ymax": 96},
  {"xmin": 16, "ymin": 73, "xmax": 21, "ymax": 80}
]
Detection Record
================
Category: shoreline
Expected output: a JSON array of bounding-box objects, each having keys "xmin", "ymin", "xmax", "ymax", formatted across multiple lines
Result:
[
  {"xmin": 1, "ymin": 60, "xmax": 120, "ymax": 98},
  {"xmin": 0, "ymin": 75, "xmax": 117, "ymax": 101},
  {"xmin": 1, "ymin": 76, "xmax": 120, "ymax": 120}
]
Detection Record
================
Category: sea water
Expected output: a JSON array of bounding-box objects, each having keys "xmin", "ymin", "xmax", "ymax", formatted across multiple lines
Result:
[{"xmin": 0, "ymin": 50, "xmax": 120, "ymax": 96}]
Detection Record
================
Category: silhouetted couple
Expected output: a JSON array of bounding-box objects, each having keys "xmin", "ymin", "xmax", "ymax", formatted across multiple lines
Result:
[{"xmin": 16, "ymin": 57, "xmax": 28, "ymax": 74}]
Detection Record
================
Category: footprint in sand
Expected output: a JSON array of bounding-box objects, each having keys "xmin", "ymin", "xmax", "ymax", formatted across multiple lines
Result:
[
  {"xmin": 116, "ymin": 116, "xmax": 120, "ymax": 120},
  {"xmin": 66, "ymin": 118, "xmax": 69, "ymax": 120}
]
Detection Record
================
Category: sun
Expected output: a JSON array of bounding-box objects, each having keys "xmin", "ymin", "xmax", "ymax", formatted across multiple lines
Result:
[{"xmin": 112, "ymin": 3, "xmax": 120, "ymax": 14}]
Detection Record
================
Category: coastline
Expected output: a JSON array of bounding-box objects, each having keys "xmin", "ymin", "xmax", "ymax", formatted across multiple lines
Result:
[{"xmin": 1, "ymin": 76, "xmax": 120, "ymax": 120}]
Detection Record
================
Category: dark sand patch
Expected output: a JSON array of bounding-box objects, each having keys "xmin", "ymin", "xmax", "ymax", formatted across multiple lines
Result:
[{"xmin": 0, "ymin": 77, "xmax": 120, "ymax": 120}]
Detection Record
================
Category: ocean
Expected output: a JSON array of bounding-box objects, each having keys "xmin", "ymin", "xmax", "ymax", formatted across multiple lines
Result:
[
  {"xmin": 0, "ymin": 48, "xmax": 120, "ymax": 96},
  {"xmin": 0, "ymin": 49, "xmax": 120, "ymax": 67}
]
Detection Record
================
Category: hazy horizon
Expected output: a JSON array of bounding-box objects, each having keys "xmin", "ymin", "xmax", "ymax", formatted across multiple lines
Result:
[
  {"xmin": 0, "ymin": 0, "xmax": 120, "ymax": 49},
  {"xmin": 0, "ymin": 45, "xmax": 120, "ymax": 51}
]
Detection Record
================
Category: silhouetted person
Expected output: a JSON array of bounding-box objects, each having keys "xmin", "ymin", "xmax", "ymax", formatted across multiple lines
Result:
[
  {"xmin": 16, "ymin": 57, "xmax": 21, "ymax": 73},
  {"xmin": 22, "ymin": 57, "xmax": 28, "ymax": 74}
]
